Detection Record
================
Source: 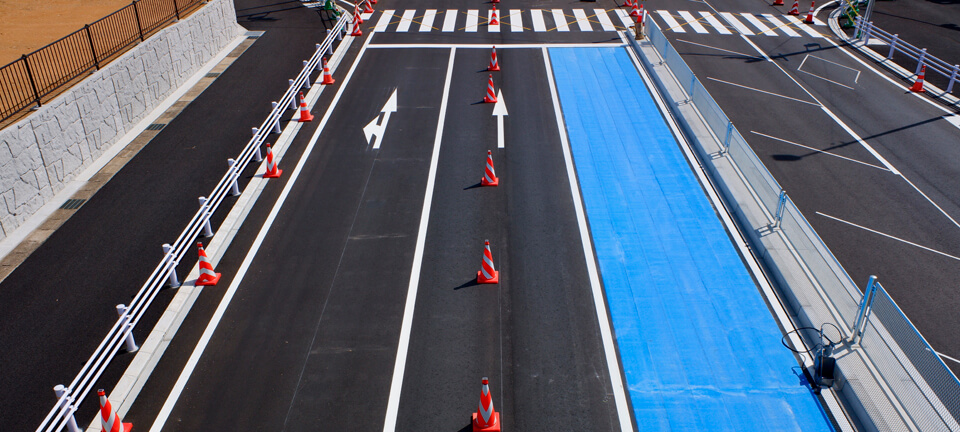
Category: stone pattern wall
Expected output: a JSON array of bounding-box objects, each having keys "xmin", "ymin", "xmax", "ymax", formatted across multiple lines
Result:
[{"xmin": 0, "ymin": 0, "xmax": 244, "ymax": 239}]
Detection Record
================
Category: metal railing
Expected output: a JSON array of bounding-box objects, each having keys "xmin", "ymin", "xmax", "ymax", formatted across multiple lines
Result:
[
  {"xmin": 854, "ymin": 16, "xmax": 960, "ymax": 94},
  {"xmin": 0, "ymin": 0, "xmax": 205, "ymax": 124},
  {"xmin": 37, "ymin": 11, "xmax": 349, "ymax": 432},
  {"xmin": 641, "ymin": 15, "xmax": 960, "ymax": 430}
]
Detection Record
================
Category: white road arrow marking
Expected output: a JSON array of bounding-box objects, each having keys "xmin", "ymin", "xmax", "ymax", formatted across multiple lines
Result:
[
  {"xmin": 364, "ymin": 88, "xmax": 398, "ymax": 149},
  {"xmin": 492, "ymin": 90, "xmax": 507, "ymax": 148}
]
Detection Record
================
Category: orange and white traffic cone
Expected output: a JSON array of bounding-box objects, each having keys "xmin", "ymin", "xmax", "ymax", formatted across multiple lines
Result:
[
  {"xmin": 630, "ymin": 1, "xmax": 640, "ymax": 18},
  {"xmin": 354, "ymin": 4, "xmax": 363, "ymax": 24},
  {"xmin": 264, "ymin": 143, "xmax": 282, "ymax": 178},
  {"xmin": 804, "ymin": 1, "xmax": 816, "ymax": 23},
  {"xmin": 911, "ymin": 65, "xmax": 927, "ymax": 93},
  {"xmin": 471, "ymin": 377, "xmax": 501, "ymax": 431},
  {"xmin": 637, "ymin": 3, "xmax": 644, "ymax": 22},
  {"xmin": 481, "ymin": 150, "xmax": 499, "ymax": 186},
  {"xmin": 98, "ymin": 389, "xmax": 132, "ymax": 432},
  {"xmin": 297, "ymin": 92, "xmax": 314, "ymax": 122},
  {"xmin": 484, "ymin": 74, "xmax": 497, "ymax": 103},
  {"xmin": 773, "ymin": 0, "xmax": 783, "ymax": 6},
  {"xmin": 321, "ymin": 58, "xmax": 336, "ymax": 85},
  {"xmin": 477, "ymin": 240, "xmax": 499, "ymax": 284},
  {"xmin": 492, "ymin": 0, "xmax": 499, "ymax": 4},
  {"xmin": 351, "ymin": 14, "xmax": 363, "ymax": 36},
  {"xmin": 363, "ymin": 0, "xmax": 373, "ymax": 13},
  {"xmin": 488, "ymin": 46, "xmax": 500, "ymax": 71},
  {"xmin": 370, "ymin": 0, "xmax": 377, "ymax": 4},
  {"xmin": 622, "ymin": 0, "xmax": 633, "ymax": 8},
  {"xmin": 788, "ymin": 0, "xmax": 800, "ymax": 15},
  {"xmin": 196, "ymin": 242, "xmax": 221, "ymax": 286},
  {"xmin": 490, "ymin": 6, "xmax": 499, "ymax": 25}
]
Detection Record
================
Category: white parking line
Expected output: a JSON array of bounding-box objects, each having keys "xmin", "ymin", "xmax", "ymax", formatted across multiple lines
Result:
[
  {"xmin": 552, "ymin": 9, "xmax": 570, "ymax": 31},
  {"xmin": 817, "ymin": 212, "xmax": 960, "ymax": 261},
  {"xmin": 678, "ymin": 10, "xmax": 708, "ymax": 34},
  {"xmin": 750, "ymin": 130, "xmax": 890, "ymax": 171},
  {"xmin": 763, "ymin": 14, "xmax": 800, "ymax": 37},
  {"xmin": 531, "ymin": 9, "xmax": 547, "ymax": 32},
  {"xmin": 510, "ymin": 9, "xmax": 523, "ymax": 31},
  {"xmin": 381, "ymin": 47, "xmax": 456, "ymax": 432},
  {"xmin": 742, "ymin": 13, "xmax": 777, "ymax": 36},
  {"xmin": 699, "ymin": 11, "xmax": 732, "ymax": 35},
  {"xmin": 657, "ymin": 10, "xmax": 686, "ymax": 32},
  {"xmin": 573, "ymin": 9, "xmax": 593, "ymax": 31},
  {"xmin": 396, "ymin": 9, "xmax": 415, "ymax": 32},
  {"xmin": 719, "ymin": 12, "xmax": 754, "ymax": 35},
  {"xmin": 782, "ymin": 14, "xmax": 824, "ymax": 37},
  {"xmin": 595, "ymin": 9, "xmax": 616, "ymax": 31},
  {"xmin": 420, "ymin": 9, "xmax": 436, "ymax": 32},
  {"xmin": 442, "ymin": 9, "xmax": 457, "ymax": 32},
  {"xmin": 466, "ymin": 9, "xmax": 479, "ymax": 32},
  {"xmin": 707, "ymin": 76, "xmax": 820, "ymax": 106},
  {"xmin": 374, "ymin": 10, "xmax": 394, "ymax": 32}
]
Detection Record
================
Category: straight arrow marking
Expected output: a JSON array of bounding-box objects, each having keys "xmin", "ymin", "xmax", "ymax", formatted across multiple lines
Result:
[
  {"xmin": 492, "ymin": 89, "xmax": 507, "ymax": 148},
  {"xmin": 364, "ymin": 88, "xmax": 398, "ymax": 149}
]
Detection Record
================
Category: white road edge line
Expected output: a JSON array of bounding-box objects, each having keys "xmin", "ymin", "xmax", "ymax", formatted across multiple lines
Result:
[
  {"xmin": 381, "ymin": 47, "xmax": 456, "ymax": 432},
  {"xmin": 817, "ymin": 212, "xmax": 960, "ymax": 261},
  {"xmin": 146, "ymin": 31, "xmax": 378, "ymax": 432},
  {"xmin": 542, "ymin": 46, "xmax": 635, "ymax": 432},
  {"xmin": 707, "ymin": 76, "xmax": 820, "ymax": 106},
  {"xmin": 675, "ymin": 38, "xmax": 755, "ymax": 58},
  {"xmin": 750, "ymin": 130, "xmax": 890, "ymax": 171},
  {"xmin": 366, "ymin": 42, "xmax": 626, "ymax": 48},
  {"xmin": 938, "ymin": 351, "xmax": 960, "ymax": 365}
]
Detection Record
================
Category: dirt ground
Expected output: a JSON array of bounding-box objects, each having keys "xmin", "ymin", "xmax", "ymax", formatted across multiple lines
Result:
[{"xmin": 0, "ymin": 0, "xmax": 134, "ymax": 66}]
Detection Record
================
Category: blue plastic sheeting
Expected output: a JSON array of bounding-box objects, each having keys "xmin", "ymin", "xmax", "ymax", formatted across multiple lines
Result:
[{"xmin": 549, "ymin": 47, "xmax": 833, "ymax": 432}]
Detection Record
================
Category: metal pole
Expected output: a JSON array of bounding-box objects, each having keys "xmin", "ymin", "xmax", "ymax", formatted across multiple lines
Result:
[
  {"xmin": 85, "ymin": 25, "xmax": 100, "ymax": 70},
  {"xmin": 227, "ymin": 159, "xmax": 241, "ymax": 196},
  {"xmin": 251, "ymin": 128, "xmax": 263, "ymax": 161},
  {"xmin": 133, "ymin": 0, "xmax": 145, "ymax": 41},
  {"xmin": 773, "ymin": 190, "xmax": 787, "ymax": 229},
  {"xmin": 852, "ymin": 275, "xmax": 877, "ymax": 344},
  {"xmin": 22, "ymin": 54, "xmax": 42, "ymax": 108},
  {"xmin": 948, "ymin": 65, "xmax": 959, "ymax": 93},
  {"xmin": 116, "ymin": 304, "xmax": 139, "ymax": 352},
  {"xmin": 287, "ymin": 80, "xmax": 297, "ymax": 110},
  {"xmin": 723, "ymin": 121, "xmax": 734, "ymax": 154},
  {"xmin": 302, "ymin": 61, "xmax": 312, "ymax": 88},
  {"xmin": 887, "ymin": 34, "xmax": 898, "ymax": 60},
  {"xmin": 198, "ymin": 196, "xmax": 214, "ymax": 237},
  {"xmin": 916, "ymin": 48, "xmax": 927, "ymax": 75},
  {"xmin": 53, "ymin": 385, "xmax": 81, "ymax": 432},
  {"xmin": 862, "ymin": 21, "xmax": 873, "ymax": 45},
  {"xmin": 173, "ymin": 0, "xmax": 181, "ymax": 20},
  {"xmin": 271, "ymin": 102, "xmax": 282, "ymax": 134},
  {"xmin": 162, "ymin": 243, "xmax": 180, "ymax": 287}
]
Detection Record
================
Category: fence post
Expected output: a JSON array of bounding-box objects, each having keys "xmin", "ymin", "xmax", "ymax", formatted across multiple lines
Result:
[
  {"xmin": 162, "ymin": 243, "xmax": 180, "ymax": 287},
  {"xmin": 173, "ymin": 0, "xmax": 181, "ymax": 20},
  {"xmin": 251, "ymin": 128, "xmax": 263, "ymax": 161},
  {"xmin": 271, "ymin": 102, "xmax": 282, "ymax": 134},
  {"xmin": 84, "ymin": 24, "xmax": 100, "ymax": 70},
  {"xmin": 722, "ymin": 121, "xmax": 734, "ymax": 155},
  {"xmin": 22, "ymin": 55, "xmax": 42, "ymax": 109},
  {"xmin": 287, "ymin": 80, "xmax": 297, "ymax": 109},
  {"xmin": 862, "ymin": 21, "xmax": 873, "ymax": 44},
  {"xmin": 198, "ymin": 196, "xmax": 214, "ymax": 237},
  {"xmin": 227, "ymin": 159, "xmax": 241, "ymax": 196},
  {"xmin": 53, "ymin": 385, "xmax": 82, "ymax": 432},
  {"xmin": 773, "ymin": 189, "xmax": 787, "ymax": 229},
  {"xmin": 916, "ymin": 48, "xmax": 927, "ymax": 75},
  {"xmin": 116, "ymin": 304, "xmax": 139, "ymax": 352},
  {"xmin": 948, "ymin": 65, "xmax": 959, "ymax": 93},
  {"xmin": 302, "ymin": 61, "xmax": 312, "ymax": 88},
  {"xmin": 887, "ymin": 34, "xmax": 898, "ymax": 60},
  {"xmin": 133, "ymin": 0, "xmax": 145, "ymax": 41},
  {"xmin": 851, "ymin": 275, "xmax": 878, "ymax": 345}
]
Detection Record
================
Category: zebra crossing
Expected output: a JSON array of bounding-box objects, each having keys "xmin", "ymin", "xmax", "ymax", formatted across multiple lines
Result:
[{"xmin": 361, "ymin": 8, "xmax": 826, "ymax": 38}]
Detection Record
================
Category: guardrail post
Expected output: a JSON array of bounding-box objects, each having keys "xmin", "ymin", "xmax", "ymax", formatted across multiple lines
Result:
[
  {"xmin": 251, "ymin": 128, "xmax": 263, "ymax": 161},
  {"xmin": 862, "ymin": 21, "xmax": 873, "ymax": 45},
  {"xmin": 854, "ymin": 16, "xmax": 862, "ymax": 39},
  {"xmin": 887, "ymin": 34, "xmax": 898, "ymax": 60},
  {"xmin": 161, "ymin": 243, "xmax": 180, "ymax": 287},
  {"xmin": 316, "ymin": 44, "xmax": 325, "ymax": 71},
  {"xmin": 916, "ymin": 48, "xmax": 927, "ymax": 75},
  {"xmin": 116, "ymin": 304, "xmax": 139, "ymax": 352},
  {"xmin": 722, "ymin": 121, "xmax": 734, "ymax": 155},
  {"xmin": 302, "ymin": 61, "xmax": 312, "ymax": 88},
  {"xmin": 198, "ymin": 196, "xmax": 214, "ymax": 237},
  {"xmin": 227, "ymin": 159, "xmax": 241, "ymax": 196},
  {"xmin": 948, "ymin": 65, "xmax": 959, "ymax": 93},
  {"xmin": 773, "ymin": 189, "xmax": 787, "ymax": 229},
  {"xmin": 22, "ymin": 55, "xmax": 42, "ymax": 109},
  {"xmin": 271, "ymin": 102, "xmax": 283, "ymax": 133},
  {"xmin": 53, "ymin": 385, "xmax": 82, "ymax": 432},
  {"xmin": 851, "ymin": 275, "xmax": 878, "ymax": 345},
  {"xmin": 287, "ymin": 81, "xmax": 297, "ymax": 110},
  {"xmin": 133, "ymin": 0, "xmax": 145, "ymax": 42}
]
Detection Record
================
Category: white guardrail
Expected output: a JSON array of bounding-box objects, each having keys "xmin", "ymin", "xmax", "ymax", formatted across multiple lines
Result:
[
  {"xmin": 854, "ymin": 16, "xmax": 960, "ymax": 93},
  {"xmin": 37, "ymin": 11, "xmax": 349, "ymax": 432}
]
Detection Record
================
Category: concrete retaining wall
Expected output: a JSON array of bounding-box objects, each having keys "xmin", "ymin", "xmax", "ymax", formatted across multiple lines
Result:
[{"xmin": 0, "ymin": 0, "xmax": 244, "ymax": 239}]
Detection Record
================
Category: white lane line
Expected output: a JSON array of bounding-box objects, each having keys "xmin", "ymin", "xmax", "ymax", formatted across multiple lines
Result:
[
  {"xmin": 719, "ymin": 12, "xmax": 754, "ymax": 35},
  {"xmin": 442, "ymin": 9, "xmax": 457, "ymax": 32},
  {"xmin": 678, "ymin": 11, "xmax": 708, "ymax": 34},
  {"xmin": 796, "ymin": 59, "xmax": 856, "ymax": 90},
  {"xmin": 676, "ymin": 38, "xmax": 758, "ymax": 58},
  {"xmin": 381, "ymin": 47, "xmax": 456, "ymax": 432},
  {"xmin": 488, "ymin": 9, "xmax": 500, "ymax": 32},
  {"xmin": 656, "ymin": 10, "xmax": 686, "ymax": 32},
  {"xmin": 782, "ymin": 15, "xmax": 823, "ymax": 38},
  {"xmin": 396, "ymin": 9, "xmax": 415, "ymax": 32},
  {"xmin": 420, "ymin": 9, "xmax": 436, "ymax": 32},
  {"xmin": 367, "ymin": 42, "xmax": 627, "ymax": 48},
  {"xmin": 751, "ymin": 131, "xmax": 891, "ymax": 171},
  {"xmin": 531, "ymin": 9, "xmax": 547, "ymax": 32},
  {"xmin": 573, "ymin": 9, "xmax": 593, "ymax": 31},
  {"xmin": 374, "ymin": 10, "xmax": 395, "ymax": 32},
  {"xmin": 614, "ymin": 9, "xmax": 634, "ymax": 29},
  {"xmin": 148, "ymin": 31, "xmax": 377, "ymax": 432},
  {"xmin": 817, "ymin": 212, "xmax": 960, "ymax": 261},
  {"xmin": 510, "ymin": 9, "xmax": 523, "ymax": 31},
  {"xmin": 741, "ymin": 13, "xmax": 777, "ymax": 36},
  {"xmin": 595, "ymin": 9, "xmax": 616, "ymax": 31},
  {"xmin": 552, "ymin": 9, "xmax": 571, "ymax": 31},
  {"xmin": 542, "ymin": 46, "xmax": 634, "ymax": 432},
  {"xmin": 938, "ymin": 351, "xmax": 960, "ymax": 365},
  {"xmin": 466, "ymin": 9, "xmax": 480, "ymax": 32},
  {"xmin": 706, "ymin": 76, "xmax": 820, "ymax": 106},
  {"xmin": 699, "ymin": 11, "xmax": 732, "ymax": 35},
  {"xmin": 762, "ymin": 14, "xmax": 800, "ymax": 37}
]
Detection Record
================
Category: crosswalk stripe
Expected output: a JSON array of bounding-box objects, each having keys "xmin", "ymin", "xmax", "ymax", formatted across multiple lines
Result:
[
  {"xmin": 763, "ymin": 14, "xmax": 800, "ymax": 37},
  {"xmin": 466, "ymin": 9, "xmax": 479, "ymax": 32},
  {"xmin": 678, "ymin": 11, "xmax": 708, "ymax": 33},
  {"xmin": 396, "ymin": 9, "xmax": 415, "ymax": 32},
  {"xmin": 531, "ymin": 9, "xmax": 547, "ymax": 32},
  {"xmin": 742, "ymin": 13, "xmax": 776, "ymax": 36},
  {"xmin": 657, "ymin": 10, "xmax": 686, "ymax": 33},
  {"xmin": 719, "ymin": 12, "xmax": 754, "ymax": 35},
  {"xmin": 595, "ymin": 9, "xmax": 617, "ymax": 31},
  {"xmin": 552, "ymin": 9, "xmax": 571, "ymax": 31},
  {"xmin": 699, "ymin": 11, "xmax": 732, "ymax": 34},
  {"xmin": 782, "ymin": 15, "xmax": 823, "ymax": 37},
  {"xmin": 614, "ymin": 9, "xmax": 634, "ymax": 29},
  {"xmin": 442, "ymin": 9, "xmax": 457, "ymax": 31},
  {"xmin": 510, "ymin": 9, "xmax": 523, "ymax": 31},
  {"xmin": 573, "ymin": 9, "xmax": 593, "ymax": 31},
  {"xmin": 374, "ymin": 9, "xmax": 394, "ymax": 32},
  {"xmin": 420, "ymin": 9, "xmax": 436, "ymax": 32},
  {"xmin": 489, "ymin": 9, "xmax": 500, "ymax": 32}
]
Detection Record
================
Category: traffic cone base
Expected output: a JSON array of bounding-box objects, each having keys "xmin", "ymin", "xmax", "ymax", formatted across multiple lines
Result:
[
  {"xmin": 472, "ymin": 412, "xmax": 501, "ymax": 432},
  {"xmin": 264, "ymin": 145, "xmax": 282, "ymax": 178},
  {"xmin": 298, "ymin": 102, "xmax": 314, "ymax": 122},
  {"xmin": 911, "ymin": 66, "xmax": 927, "ymax": 92},
  {"xmin": 321, "ymin": 58, "xmax": 336, "ymax": 85},
  {"xmin": 197, "ymin": 272, "xmax": 221, "ymax": 286},
  {"xmin": 264, "ymin": 168, "xmax": 283, "ymax": 178},
  {"xmin": 99, "ymin": 389, "xmax": 133, "ymax": 432},
  {"xmin": 477, "ymin": 270, "xmax": 500, "ymax": 284},
  {"xmin": 196, "ymin": 242, "xmax": 221, "ymax": 286},
  {"xmin": 804, "ymin": 2, "xmax": 815, "ymax": 24},
  {"xmin": 481, "ymin": 176, "xmax": 499, "ymax": 187},
  {"xmin": 773, "ymin": 0, "xmax": 783, "ymax": 4}
]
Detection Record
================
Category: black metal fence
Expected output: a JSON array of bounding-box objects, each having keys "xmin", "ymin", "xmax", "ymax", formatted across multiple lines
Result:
[{"xmin": 0, "ymin": 0, "xmax": 205, "ymax": 125}]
